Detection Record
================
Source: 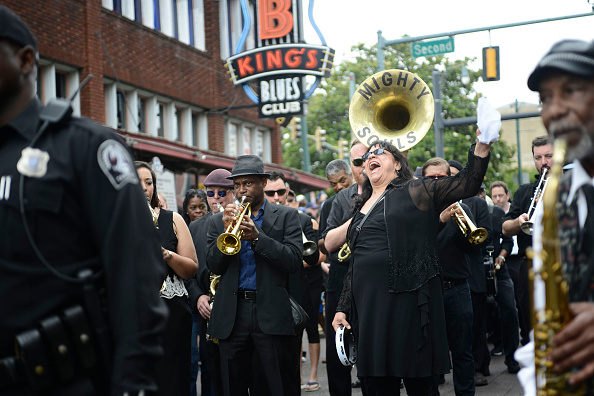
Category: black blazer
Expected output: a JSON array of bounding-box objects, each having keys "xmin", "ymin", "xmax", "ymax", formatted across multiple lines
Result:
[{"xmin": 206, "ymin": 202, "xmax": 302, "ymax": 339}]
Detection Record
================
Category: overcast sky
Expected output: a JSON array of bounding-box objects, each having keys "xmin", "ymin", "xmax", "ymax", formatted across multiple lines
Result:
[{"xmin": 304, "ymin": 0, "xmax": 594, "ymax": 108}]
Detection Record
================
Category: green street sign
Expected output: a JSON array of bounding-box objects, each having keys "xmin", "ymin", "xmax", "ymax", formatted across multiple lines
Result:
[{"xmin": 411, "ymin": 38, "xmax": 455, "ymax": 58}]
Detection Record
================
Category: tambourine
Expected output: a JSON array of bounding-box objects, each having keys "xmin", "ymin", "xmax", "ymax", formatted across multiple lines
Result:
[{"xmin": 335, "ymin": 326, "xmax": 357, "ymax": 366}]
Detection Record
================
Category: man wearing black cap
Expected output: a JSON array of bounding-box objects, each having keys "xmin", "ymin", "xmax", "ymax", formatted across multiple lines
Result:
[
  {"xmin": 0, "ymin": 6, "xmax": 167, "ymax": 396},
  {"xmin": 502, "ymin": 135, "xmax": 553, "ymax": 347},
  {"xmin": 526, "ymin": 39, "xmax": 594, "ymax": 388},
  {"xmin": 206, "ymin": 155, "xmax": 302, "ymax": 396},
  {"xmin": 186, "ymin": 168, "xmax": 235, "ymax": 396}
]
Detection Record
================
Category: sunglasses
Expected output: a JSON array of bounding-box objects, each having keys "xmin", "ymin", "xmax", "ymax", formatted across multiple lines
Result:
[
  {"xmin": 264, "ymin": 189, "xmax": 287, "ymax": 197},
  {"xmin": 351, "ymin": 157, "xmax": 364, "ymax": 167},
  {"xmin": 362, "ymin": 148, "xmax": 390, "ymax": 160},
  {"xmin": 425, "ymin": 175, "xmax": 449, "ymax": 180},
  {"xmin": 287, "ymin": 198, "xmax": 295, "ymax": 203},
  {"xmin": 206, "ymin": 190, "xmax": 228, "ymax": 198}
]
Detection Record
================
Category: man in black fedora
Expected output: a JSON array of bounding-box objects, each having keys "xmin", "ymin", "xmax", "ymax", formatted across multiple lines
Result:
[{"xmin": 206, "ymin": 155, "xmax": 303, "ymax": 396}]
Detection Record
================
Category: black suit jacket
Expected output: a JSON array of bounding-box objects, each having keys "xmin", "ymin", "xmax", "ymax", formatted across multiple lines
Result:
[
  {"xmin": 462, "ymin": 196, "xmax": 493, "ymax": 293},
  {"xmin": 206, "ymin": 202, "xmax": 302, "ymax": 339},
  {"xmin": 185, "ymin": 212, "xmax": 213, "ymax": 327}
]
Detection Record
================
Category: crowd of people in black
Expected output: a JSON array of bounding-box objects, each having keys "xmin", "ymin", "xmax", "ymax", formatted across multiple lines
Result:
[{"xmin": 2, "ymin": 4, "xmax": 594, "ymax": 396}]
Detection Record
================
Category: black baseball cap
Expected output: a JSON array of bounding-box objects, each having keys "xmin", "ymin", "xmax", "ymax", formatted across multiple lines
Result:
[
  {"xmin": 528, "ymin": 39, "xmax": 594, "ymax": 91},
  {"xmin": 0, "ymin": 6, "xmax": 37, "ymax": 52}
]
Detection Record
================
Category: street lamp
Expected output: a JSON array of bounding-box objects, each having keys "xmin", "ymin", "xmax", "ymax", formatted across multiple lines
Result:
[{"xmin": 432, "ymin": 65, "xmax": 471, "ymax": 158}]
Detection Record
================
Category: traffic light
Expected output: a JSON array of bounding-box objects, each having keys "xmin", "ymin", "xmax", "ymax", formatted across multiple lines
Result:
[
  {"xmin": 314, "ymin": 127, "xmax": 325, "ymax": 151},
  {"xmin": 482, "ymin": 46, "xmax": 500, "ymax": 82},
  {"xmin": 290, "ymin": 117, "xmax": 301, "ymax": 141}
]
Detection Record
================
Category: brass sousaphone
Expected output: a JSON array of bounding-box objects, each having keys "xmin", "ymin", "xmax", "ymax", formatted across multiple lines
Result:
[
  {"xmin": 338, "ymin": 69, "xmax": 435, "ymax": 261},
  {"xmin": 349, "ymin": 69, "xmax": 434, "ymax": 151}
]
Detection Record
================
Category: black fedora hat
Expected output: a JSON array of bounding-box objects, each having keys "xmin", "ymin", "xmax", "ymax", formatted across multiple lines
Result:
[
  {"xmin": 227, "ymin": 155, "xmax": 270, "ymax": 179},
  {"xmin": 528, "ymin": 39, "xmax": 594, "ymax": 91}
]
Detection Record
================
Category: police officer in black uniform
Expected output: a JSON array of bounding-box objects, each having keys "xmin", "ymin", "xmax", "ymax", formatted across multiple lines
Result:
[{"xmin": 0, "ymin": 6, "xmax": 168, "ymax": 395}]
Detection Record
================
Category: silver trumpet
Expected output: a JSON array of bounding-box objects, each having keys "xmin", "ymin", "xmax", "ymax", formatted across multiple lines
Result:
[{"xmin": 521, "ymin": 165, "xmax": 550, "ymax": 235}]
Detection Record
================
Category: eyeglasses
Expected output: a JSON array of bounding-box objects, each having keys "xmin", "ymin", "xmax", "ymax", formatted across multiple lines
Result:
[
  {"xmin": 362, "ymin": 148, "xmax": 390, "ymax": 160},
  {"xmin": 206, "ymin": 190, "xmax": 228, "ymax": 198},
  {"xmin": 264, "ymin": 189, "xmax": 287, "ymax": 197},
  {"xmin": 351, "ymin": 157, "xmax": 364, "ymax": 167},
  {"xmin": 425, "ymin": 175, "xmax": 449, "ymax": 180}
]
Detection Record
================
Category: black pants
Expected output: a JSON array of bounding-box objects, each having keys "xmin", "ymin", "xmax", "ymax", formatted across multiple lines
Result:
[
  {"xmin": 471, "ymin": 291, "xmax": 490, "ymax": 374},
  {"xmin": 218, "ymin": 299, "xmax": 296, "ymax": 396},
  {"xmin": 507, "ymin": 255, "xmax": 531, "ymax": 344},
  {"xmin": 325, "ymin": 291, "xmax": 353, "ymax": 396}
]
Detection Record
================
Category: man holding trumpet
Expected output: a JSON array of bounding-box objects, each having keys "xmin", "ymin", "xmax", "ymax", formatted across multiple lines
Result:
[
  {"xmin": 205, "ymin": 155, "xmax": 303, "ymax": 396},
  {"xmin": 502, "ymin": 136, "xmax": 554, "ymax": 346}
]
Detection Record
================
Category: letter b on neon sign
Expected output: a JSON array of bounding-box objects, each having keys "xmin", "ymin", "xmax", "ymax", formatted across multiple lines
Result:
[{"xmin": 258, "ymin": 0, "xmax": 293, "ymax": 40}]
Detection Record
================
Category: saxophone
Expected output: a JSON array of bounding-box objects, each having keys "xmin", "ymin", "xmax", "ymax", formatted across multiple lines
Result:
[
  {"xmin": 528, "ymin": 139, "xmax": 585, "ymax": 395},
  {"xmin": 206, "ymin": 203, "xmax": 224, "ymax": 344}
]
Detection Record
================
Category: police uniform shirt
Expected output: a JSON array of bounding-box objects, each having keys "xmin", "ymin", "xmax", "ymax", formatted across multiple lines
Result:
[{"xmin": 0, "ymin": 99, "xmax": 168, "ymax": 393}]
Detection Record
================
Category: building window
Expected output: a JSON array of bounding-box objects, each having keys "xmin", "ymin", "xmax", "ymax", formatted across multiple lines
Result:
[
  {"xmin": 38, "ymin": 60, "xmax": 80, "ymax": 116},
  {"xmin": 227, "ymin": 123, "xmax": 238, "ymax": 157},
  {"xmin": 103, "ymin": 0, "xmax": 204, "ymax": 50},
  {"xmin": 55, "ymin": 72, "xmax": 67, "ymax": 99},
  {"xmin": 116, "ymin": 90, "xmax": 127, "ymax": 130},
  {"xmin": 191, "ymin": 113, "xmax": 199, "ymax": 147},
  {"xmin": 156, "ymin": 102, "xmax": 165, "ymax": 137},
  {"xmin": 138, "ymin": 96, "xmax": 147, "ymax": 133},
  {"xmin": 242, "ymin": 126, "xmax": 252, "ymax": 155},
  {"xmin": 220, "ymin": 0, "xmax": 255, "ymax": 59},
  {"xmin": 174, "ymin": 107, "xmax": 183, "ymax": 142}
]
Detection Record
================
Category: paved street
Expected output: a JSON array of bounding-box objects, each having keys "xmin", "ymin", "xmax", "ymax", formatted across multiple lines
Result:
[{"xmin": 299, "ymin": 333, "xmax": 524, "ymax": 395}]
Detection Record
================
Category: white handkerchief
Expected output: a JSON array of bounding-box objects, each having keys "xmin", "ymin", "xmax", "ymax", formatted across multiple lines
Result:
[
  {"xmin": 515, "ymin": 336, "xmax": 536, "ymax": 396},
  {"xmin": 476, "ymin": 97, "xmax": 501, "ymax": 144}
]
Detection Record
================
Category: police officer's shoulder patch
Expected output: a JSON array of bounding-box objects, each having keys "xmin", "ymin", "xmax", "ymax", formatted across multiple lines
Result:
[{"xmin": 97, "ymin": 140, "xmax": 138, "ymax": 190}]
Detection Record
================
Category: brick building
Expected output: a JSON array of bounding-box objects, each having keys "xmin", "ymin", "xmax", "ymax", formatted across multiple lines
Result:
[{"xmin": 4, "ymin": 0, "xmax": 328, "ymax": 208}]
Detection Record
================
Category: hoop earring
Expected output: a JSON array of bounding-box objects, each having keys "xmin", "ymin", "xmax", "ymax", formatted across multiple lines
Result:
[{"xmin": 396, "ymin": 169, "xmax": 400, "ymax": 176}]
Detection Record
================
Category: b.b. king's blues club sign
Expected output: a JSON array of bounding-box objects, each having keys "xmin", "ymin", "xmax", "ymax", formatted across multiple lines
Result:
[{"xmin": 225, "ymin": 0, "xmax": 335, "ymax": 124}]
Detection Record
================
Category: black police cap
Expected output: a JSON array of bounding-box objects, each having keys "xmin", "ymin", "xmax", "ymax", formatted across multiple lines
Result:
[
  {"xmin": 0, "ymin": 6, "xmax": 37, "ymax": 52},
  {"xmin": 528, "ymin": 39, "xmax": 594, "ymax": 91}
]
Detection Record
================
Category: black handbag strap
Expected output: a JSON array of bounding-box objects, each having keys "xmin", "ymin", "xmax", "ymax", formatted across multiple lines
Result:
[{"xmin": 347, "ymin": 188, "xmax": 389, "ymax": 251}]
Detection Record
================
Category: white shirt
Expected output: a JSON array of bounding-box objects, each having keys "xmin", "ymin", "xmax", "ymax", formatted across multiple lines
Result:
[{"xmin": 565, "ymin": 159, "xmax": 594, "ymax": 230}]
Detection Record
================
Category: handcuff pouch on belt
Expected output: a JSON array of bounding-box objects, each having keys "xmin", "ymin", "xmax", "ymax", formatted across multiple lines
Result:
[
  {"xmin": 9, "ymin": 270, "xmax": 112, "ymax": 392},
  {"xmin": 15, "ymin": 305, "xmax": 97, "ymax": 391}
]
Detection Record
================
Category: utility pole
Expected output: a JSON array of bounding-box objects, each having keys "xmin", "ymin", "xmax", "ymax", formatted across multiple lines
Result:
[{"xmin": 515, "ymin": 99, "xmax": 523, "ymax": 185}]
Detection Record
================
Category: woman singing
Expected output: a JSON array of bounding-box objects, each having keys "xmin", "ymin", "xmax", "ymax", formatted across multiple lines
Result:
[
  {"xmin": 328, "ymin": 133, "xmax": 491, "ymax": 395},
  {"xmin": 135, "ymin": 161, "xmax": 198, "ymax": 395}
]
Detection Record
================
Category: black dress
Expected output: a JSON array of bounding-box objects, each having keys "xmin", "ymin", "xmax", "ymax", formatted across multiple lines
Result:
[
  {"xmin": 349, "ymin": 201, "xmax": 450, "ymax": 378},
  {"xmin": 338, "ymin": 146, "xmax": 489, "ymax": 379},
  {"xmin": 155, "ymin": 209, "xmax": 192, "ymax": 396}
]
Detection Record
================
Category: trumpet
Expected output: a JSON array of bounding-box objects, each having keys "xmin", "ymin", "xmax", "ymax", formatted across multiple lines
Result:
[
  {"xmin": 452, "ymin": 203, "xmax": 488, "ymax": 244},
  {"xmin": 216, "ymin": 196, "xmax": 251, "ymax": 255},
  {"xmin": 521, "ymin": 166, "xmax": 550, "ymax": 235},
  {"xmin": 303, "ymin": 233, "xmax": 317, "ymax": 257}
]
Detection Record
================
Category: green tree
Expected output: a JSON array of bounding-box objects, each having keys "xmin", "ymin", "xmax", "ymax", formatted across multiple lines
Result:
[{"xmin": 282, "ymin": 41, "xmax": 515, "ymax": 186}]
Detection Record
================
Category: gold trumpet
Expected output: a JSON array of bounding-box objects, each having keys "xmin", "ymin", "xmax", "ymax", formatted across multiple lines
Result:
[
  {"xmin": 452, "ymin": 203, "xmax": 488, "ymax": 244},
  {"xmin": 216, "ymin": 196, "xmax": 251, "ymax": 255}
]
